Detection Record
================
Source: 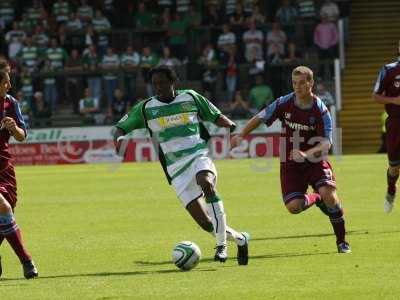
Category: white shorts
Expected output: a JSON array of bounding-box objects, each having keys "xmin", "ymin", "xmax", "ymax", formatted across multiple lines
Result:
[{"xmin": 172, "ymin": 156, "xmax": 217, "ymax": 207}]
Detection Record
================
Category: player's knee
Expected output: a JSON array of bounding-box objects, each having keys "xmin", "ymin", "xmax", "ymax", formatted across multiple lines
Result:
[
  {"xmin": 0, "ymin": 194, "xmax": 11, "ymax": 213},
  {"xmin": 285, "ymin": 199, "xmax": 303, "ymax": 214},
  {"xmin": 197, "ymin": 176, "xmax": 215, "ymax": 197}
]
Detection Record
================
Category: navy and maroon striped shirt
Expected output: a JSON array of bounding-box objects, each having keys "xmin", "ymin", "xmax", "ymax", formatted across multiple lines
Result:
[
  {"xmin": 374, "ymin": 59, "xmax": 400, "ymax": 117},
  {"xmin": 257, "ymin": 92, "xmax": 332, "ymax": 163},
  {"xmin": 0, "ymin": 94, "xmax": 26, "ymax": 171}
]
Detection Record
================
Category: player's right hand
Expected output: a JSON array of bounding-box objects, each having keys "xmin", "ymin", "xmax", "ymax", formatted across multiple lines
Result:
[{"xmin": 230, "ymin": 135, "xmax": 243, "ymax": 149}]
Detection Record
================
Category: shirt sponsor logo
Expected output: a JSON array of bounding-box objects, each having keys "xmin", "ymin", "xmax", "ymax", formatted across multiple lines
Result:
[
  {"xmin": 159, "ymin": 113, "xmax": 190, "ymax": 128},
  {"xmin": 284, "ymin": 119, "xmax": 315, "ymax": 131}
]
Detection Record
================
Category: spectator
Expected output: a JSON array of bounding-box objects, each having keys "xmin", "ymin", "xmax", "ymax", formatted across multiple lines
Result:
[
  {"xmin": 223, "ymin": 48, "xmax": 239, "ymax": 102},
  {"xmin": 158, "ymin": 46, "xmax": 181, "ymax": 68},
  {"xmin": 202, "ymin": 3, "xmax": 221, "ymax": 27},
  {"xmin": 229, "ymin": 90, "xmax": 249, "ymax": 119},
  {"xmin": 183, "ymin": 4, "xmax": 202, "ymax": 28},
  {"xmin": 315, "ymin": 81, "xmax": 335, "ymax": 110},
  {"xmin": 120, "ymin": 45, "xmax": 140, "ymax": 100},
  {"xmin": 16, "ymin": 90, "xmax": 32, "ymax": 127},
  {"xmin": 17, "ymin": 35, "xmax": 41, "ymax": 73},
  {"xmin": 19, "ymin": 13, "xmax": 34, "ymax": 34},
  {"xmin": 134, "ymin": 3, "xmax": 154, "ymax": 29},
  {"xmin": 57, "ymin": 24, "xmax": 69, "ymax": 50},
  {"xmin": 198, "ymin": 43, "xmax": 219, "ymax": 101},
  {"xmin": 320, "ymin": 0, "xmax": 340, "ymax": 22},
  {"xmin": 42, "ymin": 60, "xmax": 58, "ymax": 111},
  {"xmin": 83, "ymin": 44, "xmax": 102, "ymax": 100},
  {"xmin": 176, "ymin": 0, "xmax": 191, "ymax": 15},
  {"xmin": 247, "ymin": 47, "xmax": 265, "ymax": 83},
  {"xmin": 46, "ymin": 38, "xmax": 68, "ymax": 71},
  {"xmin": 32, "ymin": 24, "xmax": 49, "ymax": 53},
  {"xmin": 217, "ymin": 23, "xmax": 236, "ymax": 60},
  {"xmin": 66, "ymin": 12, "xmax": 83, "ymax": 32},
  {"xmin": 26, "ymin": 0, "xmax": 43, "ymax": 27},
  {"xmin": 168, "ymin": 13, "xmax": 188, "ymax": 61},
  {"xmin": 65, "ymin": 49, "xmax": 84, "ymax": 113},
  {"xmin": 313, "ymin": 15, "xmax": 338, "ymax": 78},
  {"xmin": 229, "ymin": 3, "xmax": 245, "ymax": 29},
  {"xmin": 296, "ymin": 0, "xmax": 317, "ymax": 47},
  {"xmin": 140, "ymin": 46, "xmax": 159, "ymax": 97},
  {"xmin": 92, "ymin": 9, "xmax": 111, "ymax": 57},
  {"xmin": 101, "ymin": 47, "xmax": 120, "ymax": 107},
  {"xmin": 248, "ymin": 75, "xmax": 274, "ymax": 113},
  {"xmin": 266, "ymin": 22, "xmax": 287, "ymax": 63},
  {"xmin": 77, "ymin": 0, "xmax": 94, "ymax": 26},
  {"xmin": 243, "ymin": 20, "xmax": 263, "ymax": 63},
  {"xmin": 19, "ymin": 67, "xmax": 34, "ymax": 105},
  {"xmin": 108, "ymin": 88, "xmax": 130, "ymax": 122},
  {"xmin": 5, "ymin": 21, "xmax": 26, "ymax": 60},
  {"xmin": 248, "ymin": 4, "xmax": 266, "ymax": 25},
  {"xmin": 275, "ymin": 0, "xmax": 298, "ymax": 41},
  {"xmin": 84, "ymin": 24, "xmax": 98, "ymax": 48},
  {"xmin": 225, "ymin": 0, "xmax": 238, "ymax": 17},
  {"xmin": 79, "ymin": 87, "xmax": 101, "ymax": 125},
  {"xmin": 159, "ymin": 7, "xmax": 171, "ymax": 29},
  {"xmin": 32, "ymin": 91, "xmax": 51, "ymax": 127},
  {"xmin": 0, "ymin": 0, "xmax": 15, "ymax": 29},
  {"xmin": 52, "ymin": 0, "xmax": 70, "ymax": 24}
]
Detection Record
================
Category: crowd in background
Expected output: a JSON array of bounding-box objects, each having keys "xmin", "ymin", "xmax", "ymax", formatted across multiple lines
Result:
[{"xmin": 0, "ymin": 0, "xmax": 348, "ymax": 127}]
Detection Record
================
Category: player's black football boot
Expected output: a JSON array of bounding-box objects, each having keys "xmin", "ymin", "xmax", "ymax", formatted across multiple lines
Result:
[
  {"xmin": 214, "ymin": 245, "xmax": 227, "ymax": 262},
  {"xmin": 237, "ymin": 232, "xmax": 250, "ymax": 265},
  {"xmin": 0, "ymin": 255, "xmax": 2, "ymax": 278},
  {"xmin": 23, "ymin": 260, "xmax": 38, "ymax": 279}
]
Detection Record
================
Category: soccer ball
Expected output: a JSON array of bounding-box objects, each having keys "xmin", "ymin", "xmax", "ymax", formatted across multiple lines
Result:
[{"xmin": 172, "ymin": 241, "xmax": 201, "ymax": 271}]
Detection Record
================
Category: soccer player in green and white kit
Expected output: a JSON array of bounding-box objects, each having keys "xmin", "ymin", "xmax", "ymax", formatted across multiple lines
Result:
[{"xmin": 114, "ymin": 66, "xmax": 249, "ymax": 264}]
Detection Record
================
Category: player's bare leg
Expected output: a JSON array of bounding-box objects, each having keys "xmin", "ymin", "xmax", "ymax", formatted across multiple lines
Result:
[
  {"xmin": 0, "ymin": 194, "xmax": 38, "ymax": 279},
  {"xmin": 318, "ymin": 186, "xmax": 351, "ymax": 253},
  {"xmin": 385, "ymin": 165, "xmax": 400, "ymax": 213},
  {"xmin": 186, "ymin": 198, "xmax": 249, "ymax": 265}
]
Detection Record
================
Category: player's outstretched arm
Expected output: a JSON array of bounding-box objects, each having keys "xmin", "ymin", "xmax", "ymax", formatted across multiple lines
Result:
[
  {"xmin": 230, "ymin": 116, "xmax": 262, "ymax": 149},
  {"xmin": 373, "ymin": 93, "xmax": 400, "ymax": 105},
  {"xmin": 215, "ymin": 114, "xmax": 237, "ymax": 131}
]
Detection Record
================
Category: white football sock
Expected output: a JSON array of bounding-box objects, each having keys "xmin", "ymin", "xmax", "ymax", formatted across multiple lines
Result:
[
  {"xmin": 226, "ymin": 226, "xmax": 246, "ymax": 246},
  {"xmin": 206, "ymin": 201, "xmax": 227, "ymax": 246}
]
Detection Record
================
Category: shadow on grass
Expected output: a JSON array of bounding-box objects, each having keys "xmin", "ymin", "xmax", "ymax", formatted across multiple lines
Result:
[
  {"xmin": 251, "ymin": 230, "xmax": 369, "ymax": 242},
  {"xmin": 135, "ymin": 250, "xmax": 335, "ymax": 267},
  {"xmin": 0, "ymin": 268, "xmax": 217, "ymax": 282}
]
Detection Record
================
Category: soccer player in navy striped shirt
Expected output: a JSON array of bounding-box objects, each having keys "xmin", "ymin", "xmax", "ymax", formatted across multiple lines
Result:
[
  {"xmin": 373, "ymin": 41, "xmax": 400, "ymax": 213},
  {"xmin": 231, "ymin": 66, "xmax": 351, "ymax": 253},
  {"xmin": 0, "ymin": 70, "xmax": 38, "ymax": 278}
]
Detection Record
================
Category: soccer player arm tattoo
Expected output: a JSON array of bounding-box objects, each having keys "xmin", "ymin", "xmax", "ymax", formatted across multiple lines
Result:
[{"xmin": 1, "ymin": 117, "xmax": 25, "ymax": 141}]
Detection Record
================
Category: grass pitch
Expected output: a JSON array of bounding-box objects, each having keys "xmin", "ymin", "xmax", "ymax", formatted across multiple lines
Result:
[{"xmin": 0, "ymin": 154, "xmax": 399, "ymax": 299}]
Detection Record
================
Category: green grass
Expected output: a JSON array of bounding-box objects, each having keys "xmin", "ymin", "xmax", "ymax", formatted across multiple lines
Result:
[{"xmin": 1, "ymin": 154, "xmax": 400, "ymax": 299}]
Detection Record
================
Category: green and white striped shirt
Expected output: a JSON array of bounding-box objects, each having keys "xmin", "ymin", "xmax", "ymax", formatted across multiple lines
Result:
[{"xmin": 116, "ymin": 89, "xmax": 220, "ymax": 182}]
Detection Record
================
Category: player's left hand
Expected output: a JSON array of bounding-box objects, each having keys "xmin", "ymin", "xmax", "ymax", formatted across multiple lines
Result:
[
  {"xmin": 290, "ymin": 149, "xmax": 307, "ymax": 162},
  {"xmin": 1, "ymin": 117, "xmax": 17, "ymax": 133}
]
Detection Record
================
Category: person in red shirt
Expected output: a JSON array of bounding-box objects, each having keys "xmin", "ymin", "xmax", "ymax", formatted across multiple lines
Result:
[
  {"xmin": 0, "ymin": 69, "xmax": 38, "ymax": 279},
  {"xmin": 373, "ymin": 41, "xmax": 400, "ymax": 213},
  {"xmin": 231, "ymin": 66, "xmax": 351, "ymax": 253}
]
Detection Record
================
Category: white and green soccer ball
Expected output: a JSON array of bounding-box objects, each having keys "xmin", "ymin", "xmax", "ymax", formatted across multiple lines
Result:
[{"xmin": 172, "ymin": 241, "xmax": 201, "ymax": 271}]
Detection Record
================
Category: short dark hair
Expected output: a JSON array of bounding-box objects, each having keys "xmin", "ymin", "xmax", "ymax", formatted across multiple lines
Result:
[{"xmin": 148, "ymin": 65, "xmax": 178, "ymax": 83}]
